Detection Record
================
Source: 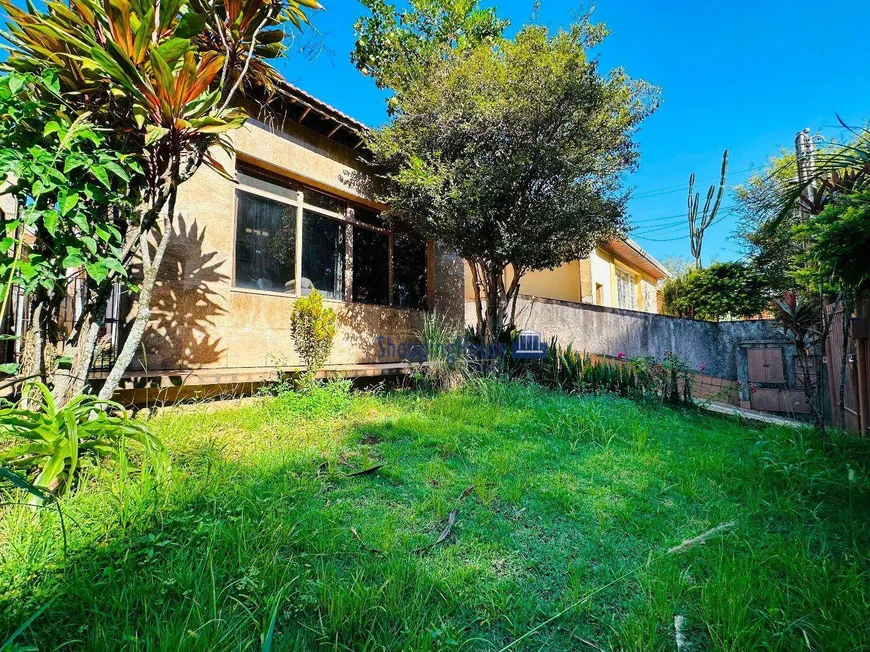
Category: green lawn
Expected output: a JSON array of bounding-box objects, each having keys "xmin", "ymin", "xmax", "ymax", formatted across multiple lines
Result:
[{"xmin": 2, "ymin": 380, "xmax": 869, "ymax": 650}]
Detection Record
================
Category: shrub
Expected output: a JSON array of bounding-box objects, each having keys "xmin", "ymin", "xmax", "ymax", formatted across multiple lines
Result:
[
  {"xmin": 662, "ymin": 261, "xmax": 769, "ymax": 321},
  {"xmin": 411, "ymin": 313, "xmax": 470, "ymax": 391},
  {"xmin": 0, "ymin": 382, "xmax": 163, "ymax": 502},
  {"xmin": 290, "ymin": 291, "xmax": 338, "ymax": 386},
  {"xmin": 531, "ymin": 339, "xmax": 694, "ymax": 404}
]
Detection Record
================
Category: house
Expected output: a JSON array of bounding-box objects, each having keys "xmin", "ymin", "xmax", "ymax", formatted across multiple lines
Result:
[
  {"xmin": 464, "ymin": 238, "xmax": 669, "ymax": 314},
  {"xmin": 0, "ymin": 82, "xmax": 466, "ymax": 401},
  {"xmin": 118, "ymin": 82, "xmax": 467, "ymax": 396}
]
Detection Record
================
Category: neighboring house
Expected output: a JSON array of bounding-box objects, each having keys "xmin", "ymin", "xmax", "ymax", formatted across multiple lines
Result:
[{"xmin": 464, "ymin": 238, "xmax": 669, "ymax": 314}]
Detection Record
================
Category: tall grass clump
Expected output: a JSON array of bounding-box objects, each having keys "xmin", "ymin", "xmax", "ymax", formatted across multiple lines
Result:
[{"xmin": 411, "ymin": 312, "xmax": 471, "ymax": 391}]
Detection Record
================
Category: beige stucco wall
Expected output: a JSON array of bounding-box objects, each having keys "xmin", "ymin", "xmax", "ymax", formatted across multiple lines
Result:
[{"xmin": 130, "ymin": 119, "xmax": 463, "ymax": 376}]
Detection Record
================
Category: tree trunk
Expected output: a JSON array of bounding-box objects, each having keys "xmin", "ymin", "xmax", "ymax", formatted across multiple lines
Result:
[
  {"xmin": 97, "ymin": 185, "xmax": 178, "ymax": 402},
  {"xmin": 838, "ymin": 294, "xmax": 854, "ymax": 430},
  {"xmin": 469, "ymin": 260, "xmax": 484, "ymax": 339}
]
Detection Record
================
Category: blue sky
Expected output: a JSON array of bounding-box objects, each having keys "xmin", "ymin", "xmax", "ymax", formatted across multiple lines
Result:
[{"xmin": 276, "ymin": 0, "xmax": 870, "ymax": 266}]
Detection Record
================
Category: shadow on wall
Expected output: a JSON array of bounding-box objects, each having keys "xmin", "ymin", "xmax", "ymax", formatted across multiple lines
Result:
[
  {"xmin": 337, "ymin": 303, "xmax": 423, "ymax": 365},
  {"xmin": 129, "ymin": 216, "xmax": 229, "ymax": 372}
]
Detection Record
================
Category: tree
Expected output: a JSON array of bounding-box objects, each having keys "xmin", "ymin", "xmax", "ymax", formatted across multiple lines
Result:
[
  {"xmin": 359, "ymin": 14, "xmax": 659, "ymax": 343},
  {"xmin": 797, "ymin": 189, "xmax": 870, "ymax": 299},
  {"xmin": 661, "ymin": 262, "xmax": 768, "ymax": 321},
  {"xmin": 734, "ymin": 150, "xmax": 802, "ymax": 294},
  {"xmin": 687, "ymin": 150, "xmax": 728, "ymax": 268},
  {"xmin": 0, "ymin": 0, "xmax": 321, "ymax": 404},
  {"xmin": 352, "ymin": 0, "xmax": 508, "ymax": 109}
]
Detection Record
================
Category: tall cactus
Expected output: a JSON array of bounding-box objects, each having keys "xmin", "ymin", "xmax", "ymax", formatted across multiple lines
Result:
[{"xmin": 688, "ymin": 150, "xmax": 729, "ymax": 268}]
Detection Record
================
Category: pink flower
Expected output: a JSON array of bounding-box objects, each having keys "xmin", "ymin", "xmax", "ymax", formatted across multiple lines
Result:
[
  {"xmin": 698, "ymin": 364, "xmax": 707, "ymax": 372},
  {"xmin": 616, "ymin": 352, "xmax": 627, "ymax": 359}
]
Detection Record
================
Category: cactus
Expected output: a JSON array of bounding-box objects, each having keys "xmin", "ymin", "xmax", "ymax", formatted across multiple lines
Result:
[{"xmin": 688, "ymin": 150, "xmax": 729, "ymax": 268}]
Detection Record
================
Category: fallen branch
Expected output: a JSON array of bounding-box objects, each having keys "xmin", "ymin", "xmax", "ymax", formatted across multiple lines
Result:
[
  {"xmin": 348, "ymin": 464, "xmax": 386, "ymax": 477},
  {"xmin": 413, "ymin": 510, "xmax": 458, "ymax": 554}
]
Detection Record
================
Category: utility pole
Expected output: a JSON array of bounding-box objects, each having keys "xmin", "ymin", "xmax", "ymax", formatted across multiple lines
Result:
[{"xmin": 794, "ymin": 128, "xmax": 816, "ymax": 221}]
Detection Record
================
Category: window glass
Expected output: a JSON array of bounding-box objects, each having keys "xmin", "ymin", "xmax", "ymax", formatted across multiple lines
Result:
[
  {"xmin": 234, "ymin": 191, "xmax": 296, "ymax": 293},
  {"xmin": 302, "ymin": 209, "xmax": 344, "ymax": 300},
  {"xmin": 616, "ymin": 268, "xmax": 636, "ymax": 310},
  {"xmin": 642, "ymin": 281, "xmax": 657, "ymax": 313},
  {"xmin": 392, "ymin": 225, "xmax": 427, "ymax": 310},
  {"xmin": 237, "ymin": 169, "xmax": 299, "ymax": 203},
  {"xmin": 353, "ymin": 205, "xmax": 387, "ymax": 229},
  {"xmin": 304, "ymin": 188, "xmax": 346, "ymax": 215},
  {"xmin": 352, "ymin": 226, "xmax": 389, "ymax": 305}
]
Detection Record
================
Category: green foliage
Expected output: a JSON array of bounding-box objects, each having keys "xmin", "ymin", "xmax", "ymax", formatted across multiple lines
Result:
[
  {"xmin": 0, "ymin": 71, "xmax": 141, "ymax": 298},
  {"xmin": 734, "ymin": 149, "xmax": 802, "ymax": 294},
  {"xmin": 289, "ymin": 290, "xmax": 337, "ymax": 382},
  {"xmin": 795, "ymin": 189, "xmax": 870, "ymax": 297},
  {"xmin": 0, "ymin": 382, "xmax": 163, "ymax": 501},
  {"xmin": 364, "ymin": 15, "xmax": 658, "ymax": 339},
  {"xmin": 410, "ymin": 312, "xmax": 470, "ymax": 391},
  {"xmin": 532, "ymin": 339, "xmax": 694, "ymax": 404},
  {"xmin": 352, "ymin": 0, "xmax": 509, "ymax": 103},
  {"xmin": 662, "ymin": 262, "xmax": 769, "ymax": 321}
]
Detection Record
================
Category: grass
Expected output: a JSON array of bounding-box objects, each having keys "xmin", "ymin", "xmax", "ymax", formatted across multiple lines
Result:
[{"xmin": 1, "ymin": 379, "xmax": 869, "ymax": 650}]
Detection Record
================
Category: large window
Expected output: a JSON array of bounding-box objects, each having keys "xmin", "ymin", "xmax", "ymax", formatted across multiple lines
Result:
[
  {"xmin": 233, "ymin": 168, "xmax": 428, "ymax": 309},
  {"xmin": 234, "ymin": 191, "xmax": 296, "ymax": 293},
  {"xmin": 616, "ymin": 268, "xmax": 637, "ymax": 310}
]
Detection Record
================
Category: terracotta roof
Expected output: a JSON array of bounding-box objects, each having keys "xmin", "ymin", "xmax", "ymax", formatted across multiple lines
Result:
[
  {"xmin": 605, "ymin": 238, "xmax": 670, "ymax": 280},
  {"xmin": 264, "ymin": 79, "xmax": 371, "ymax": 151}
]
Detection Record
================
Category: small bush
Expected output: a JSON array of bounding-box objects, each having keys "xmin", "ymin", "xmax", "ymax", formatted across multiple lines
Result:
[
  {"xmin": 411, "ymin": 313, "xmax": 470, "ymax": 391},
  {"xmin": 290, "ymin": 290, "xmax": 338, "ymax": 386}
]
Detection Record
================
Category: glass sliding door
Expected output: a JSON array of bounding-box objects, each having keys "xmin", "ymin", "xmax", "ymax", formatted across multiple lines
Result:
[{"xmin": 302, "ymin": 209, "xmax": 345, "ymax": 300}]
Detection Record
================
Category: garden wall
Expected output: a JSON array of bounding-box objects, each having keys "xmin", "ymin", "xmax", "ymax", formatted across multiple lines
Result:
[{"xmin": 466, "ymin": 295, "xmax": 791, "ymax": 407}]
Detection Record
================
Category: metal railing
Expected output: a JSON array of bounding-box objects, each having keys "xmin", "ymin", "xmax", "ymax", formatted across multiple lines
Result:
[{"xmin": 0, "ymin": 277, "xmax": 123, "ymax": 374}]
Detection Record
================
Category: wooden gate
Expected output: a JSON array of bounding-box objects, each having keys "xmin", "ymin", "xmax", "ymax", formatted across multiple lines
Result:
[{"xmin": 826, "ymin": 301, "xmax": 864, "ymax": 432}]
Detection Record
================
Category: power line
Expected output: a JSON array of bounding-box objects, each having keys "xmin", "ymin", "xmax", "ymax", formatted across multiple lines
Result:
[
  {"xmin": 632, "ymin": 211, "xmax": 734, "ymax": 242},
  {"xmin": 629, "ymin": 204, "xmax": 739, "ymax": 224}
]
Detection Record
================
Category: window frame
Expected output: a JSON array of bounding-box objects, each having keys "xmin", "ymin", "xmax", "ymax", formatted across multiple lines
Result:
[
  {"xmin": 615, "ymin": 267, "xmax": 638, "ymax": 311},
  {"xmin": 231, "ymin": 167, "xmax": 426, "ymax": 310}
]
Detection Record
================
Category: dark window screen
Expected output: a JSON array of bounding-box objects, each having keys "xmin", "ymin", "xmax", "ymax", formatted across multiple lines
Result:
[
  {"xmin": 234, "ymin": 191, "xmax": 296, "ymax": 293},
  {"xmin": 352, "ymin": 226, "xmax": 389, "ymax": 305},
  {"xmin": 302, "ymin": 209, "xmax": 345, "ymax": 300},
  {"xmin": 392, "ymin": 225, "xmax": 427, "ymax": 310}
]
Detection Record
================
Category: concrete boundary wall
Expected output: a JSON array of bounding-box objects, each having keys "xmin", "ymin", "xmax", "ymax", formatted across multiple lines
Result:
[{"xmin": 465, "ymin": 295, "xmax": 784, "ymax": 382}]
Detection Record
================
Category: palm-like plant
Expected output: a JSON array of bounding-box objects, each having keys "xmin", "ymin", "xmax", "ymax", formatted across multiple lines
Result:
[
  {"xmin": 0, "ymin": 0, "xmax": 321, "ymax": 403},
  {"xmin": 0, "ymin": 382, "xmax": 162, "ymax": 502}
]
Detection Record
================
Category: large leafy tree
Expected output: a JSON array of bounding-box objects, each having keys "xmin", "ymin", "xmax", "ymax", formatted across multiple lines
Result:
[
  {"xmin": 356, "ymin": 10, "xmax": 658, "ymax": 342},
  {"xmin": 0, "ymin": 0, "xmax": 320, "ymax": 404},
  {"xmin": 661, "ymin": 262, "xmax": 768, "ymax": 321}
]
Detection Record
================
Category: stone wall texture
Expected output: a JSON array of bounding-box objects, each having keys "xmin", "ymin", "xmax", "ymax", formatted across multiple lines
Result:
[{"xmin": 467, "ymin": 295, "xmax": 783, "ymax": 381}]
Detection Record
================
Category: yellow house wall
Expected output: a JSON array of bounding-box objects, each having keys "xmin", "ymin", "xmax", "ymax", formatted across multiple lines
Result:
[
  {"xmin": 463, "ymin": 250, "xmax": 659, "ymax": 314},
  {"xmin": 465, "ymin": 246, "xmax": 661, "ymax": 313}
]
